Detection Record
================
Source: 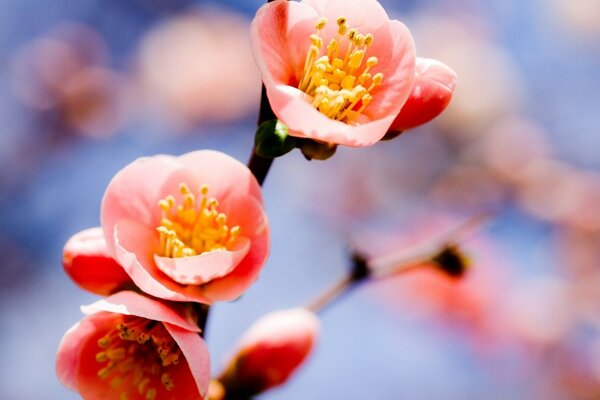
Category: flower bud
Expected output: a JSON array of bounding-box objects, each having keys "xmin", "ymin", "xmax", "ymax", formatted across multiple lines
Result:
[
  {"xmin": 220, "ymin": 308, "xmax": 319, "ymax": 397},
  {"xmin": 62, "ymin": 227, "xmax": 133, "ymax": 296}
]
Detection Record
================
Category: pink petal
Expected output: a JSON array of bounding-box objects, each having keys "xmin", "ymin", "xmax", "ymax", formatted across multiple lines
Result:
[
  {"xmin": 154, "ymin": 237, "xmax": 251, "ymax": 285},
  {"xmin": 62, "ymin": 227, "xmax": 132, "ymax": 296},
  {"xmin": 56, "ymin": 312, "xmax": 115, "ymax": 393},
  {"xmin": 251, "ymin": 0, "xmax": 320, "ymax": 86},
  {"xmin": 177, "ymin": 150, "xmax": 263, "ymax": 203},
  {"xmin": 166, "ymin": 323, "xmax": 211, "ymax": 398},
  {"xmin": 113, "ymin": 219, "xmax": 215, "ymax": 303},
  {"xmin": 201, "ymin": 196, "xmax": 270, "ymax": 301},
  {"xmin": 101, "ymin": 154, "xmax": 198, "ymax": 256},
  {"xmin": 81, "ymin": 290, "xmax": 200, "ymax": 332},
  {"xmin": 390, "ymin": 57, "xmax": 457, "ymax": 132}
]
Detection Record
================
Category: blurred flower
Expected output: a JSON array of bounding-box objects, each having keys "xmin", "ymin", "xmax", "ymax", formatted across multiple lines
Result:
[
  {"xmin": 410, "ymin": 15, "xmax": 525, "ymax": 138},
  {"xmin": 501, "ymin": 276, "xmax": 574, "ymax": 345},
  {"xmin": 56, "ymin": 291, "xmax": 210, "ymax": 400},
  {"xmin": 101, "ymin": 150, "xmax": 269, "ymax": 304},
  {"xmin": 251, "ymin": 0, "xmax": 417, "ymax": 147},
  {"xmin": 543, "ymin": 0, "xmax": 600, "ymax": 41},
  {"xmin": 135, "ymin": 7, "xmax": 260, "ymax": 128},
  {"xmin": 219, "ymin": 308, "xmax": 319, "ymax": 397},
  {"xmin": 388, "ymin": 57, "xmax": 457, "ymax": 133},
  {"xmin": 10, "ymin": 23, "xmax": 127, "ymax": 138},
  {"xmin": 63, "ymin": 227, "xmax": 133, "ymax": 296}
]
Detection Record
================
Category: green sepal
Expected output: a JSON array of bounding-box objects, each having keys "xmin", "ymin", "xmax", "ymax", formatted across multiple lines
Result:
[{"xmin": 254, "ymin": 119, "xmax": 296, "ymax": 158}]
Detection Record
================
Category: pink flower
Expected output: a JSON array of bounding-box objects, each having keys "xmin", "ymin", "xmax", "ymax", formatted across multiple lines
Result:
[
  {"xmin": 389, "ymin": 58, "xmax": 457, "ymax": 133},
  {"xmin": 251, "ymin": 0, "xmax": 417, "ymax": 147},
  {"xmin": 100, "ymin": 150, "xmax": 269, "ymax": 304},
  {"xmin": 219, "ymin": 308, "xmax": 319, "ymax": 396},
  {"xmin": 63, "ymin": 227, "xmax": 133, "ymax": 296},
  {"xmin": 56, "ymin": 291, "xmax": 210, "ymax": 400}
]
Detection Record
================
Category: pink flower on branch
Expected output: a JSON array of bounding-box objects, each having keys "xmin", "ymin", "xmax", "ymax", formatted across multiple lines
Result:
[
  {"xmin": 251, "ymin": 0, "xmax": 417, "ymax": 147},
  {"xmin": 56, "ymin": 291, "xmax": 210, "ymax": 400},
  {"xmin": 101, "ymin": 150, "xmax": 270, "ymax": 304},
  {"xmin": 219, "ymin": 308, "xmax": 320, "ymax": 397}
]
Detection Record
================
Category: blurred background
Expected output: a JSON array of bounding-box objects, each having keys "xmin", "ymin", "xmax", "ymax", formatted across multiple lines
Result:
[{"xmin": 1, "ymin": 0, "xmax": 599, "ymax": 398}]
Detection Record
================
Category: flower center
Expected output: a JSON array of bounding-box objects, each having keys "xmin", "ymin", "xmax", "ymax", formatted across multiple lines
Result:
[
  {"xmin": 298, "ymin": 16, "xmax": 384, "ymax": 124},
  {"xmin": 156, "ymin": 183, "xmax": 241, "ymax": 258},
  {"xmin": 96, "ymin": 316, "xmax": 181, "ymax": 399}
]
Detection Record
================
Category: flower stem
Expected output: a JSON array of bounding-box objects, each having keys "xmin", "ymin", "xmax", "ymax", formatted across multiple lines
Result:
[{"xmin": 247, "ymin": 85, "xmax": 277, "ymax": 185}]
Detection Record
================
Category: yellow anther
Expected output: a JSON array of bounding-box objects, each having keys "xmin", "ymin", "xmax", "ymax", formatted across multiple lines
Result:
[
  {"xmin": 336, "ymin": 16, "xmax": 347, "ymax": 25},
  {"xmin": 310, "ymin": 34, "xmax": 323, "ymax": 48},
  {"xmin": 200, "ymin": 184, "xmax": 209, "ymax": 195},
  {"xmin": 315, "ymin": 17, "xmax": 327, "ymax": 30},
  {"xmin": 120, "ymin": 392, "xmax": 129, "ymax": 400},
  {"xmin": 366, "ymin": 56, "xmax": 378, "ymax": 67},
  {"xmin": 111, "ymin": 377, "xmax": 123, "ymax": 388},
  {"xmin": 138, "ymin": 378, "xmax": 150, "ymax": 394},
  {"xmin": 96, "ymin": 352, "xmax": 108, "ymax": 362},
  {"xmin": 348, "ymin": 28, "xmax": 357, "ymax": 40},
  {"xmin": 348, "ymin": 50, "xmax": 365, "ymax": 70},
  {"xmin": 179, "ymin": 183, "xmax": 191, "ymax": 195},
  {"xmin": 146, "ymin": 389, "xmax": 157, "ymax": 400},
  {"xmin": 364, "ymin": 33, "xmax": 374, "ymax": 46},
  {"xmin": 161, "ymin": 373, "xmax": 175, "ymax": 391}
]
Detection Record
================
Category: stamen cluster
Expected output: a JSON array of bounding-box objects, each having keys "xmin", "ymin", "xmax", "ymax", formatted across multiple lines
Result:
[
  {"xmin": 298, "ymin": 17, "xmax": 384, "ymax": 124},
  {"xmin": 157, "ymin": 183, "xmax": 241, "ymax": 258},
  {"xmin": 96, "ymin": 316, "xmax": 181, "ymax": 399}
]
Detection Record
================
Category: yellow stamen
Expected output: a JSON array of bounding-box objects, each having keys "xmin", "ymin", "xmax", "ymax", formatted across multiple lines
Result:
[
  {"xmin": 96, "ymin": 316, "xmax": 181, "ymax": 399},
  {"xmin": 156, "ymin": 183, "xmax": 241, "ymax": 258},
  {"xmin": 297, "ymin": 15, "xmax": 384, "ymax": 124}
]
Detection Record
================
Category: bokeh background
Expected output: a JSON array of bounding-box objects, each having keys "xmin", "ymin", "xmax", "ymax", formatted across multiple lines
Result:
[{"xmin": 1, "ymin": 0, "xmax": 600, "ymax": 399}]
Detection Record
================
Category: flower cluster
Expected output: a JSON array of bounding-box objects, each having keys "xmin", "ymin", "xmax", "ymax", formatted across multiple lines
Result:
[{"xmin": 57, "ymin": 1, "xmax": 455, "ymax": 399}]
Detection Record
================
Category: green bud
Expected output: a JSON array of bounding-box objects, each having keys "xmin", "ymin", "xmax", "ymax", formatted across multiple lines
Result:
[
  {"xmin": 254, "ymin": 120, "xmax": 296, "ymax": 158},
  {"xmin": 298, "ymin": 139, "xmax": 337, "ymax": 161}
]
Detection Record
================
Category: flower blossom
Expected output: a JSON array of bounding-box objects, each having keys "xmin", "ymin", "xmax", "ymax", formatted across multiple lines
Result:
[
  {"xmin": 56, "ymin": 291, "xmax": 210, "ymax": 400},
  {"xmin": 219, "ymin": 308, "xmax": 319, "ymax": 397},
  {"xmin": 100, "ymin": 150, "xmax": 269, "ymax": 304},
  {"xmin": 251, "ymin": 0, "xmax": 417, "ymax": 147}
]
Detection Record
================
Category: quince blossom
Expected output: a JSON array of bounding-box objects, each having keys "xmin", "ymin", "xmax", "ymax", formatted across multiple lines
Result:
[
  {"xmin": 251, "ymin": 0, "xmax": 417, "ymax": 147},
  {"xmin": 56, "ymin": 291, "xmax": 210, "ymax": 400},
  {"xmin": 100, "ymin": 150, "xmax": 269, "ymax": 304}
]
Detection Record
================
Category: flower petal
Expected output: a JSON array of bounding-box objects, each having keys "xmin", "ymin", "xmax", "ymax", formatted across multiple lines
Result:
[
  {"xmin": 201, "ymin": 196, "xmax": 270, "ymax": 301},
  {"xmin": 154, "ymin": 237, "xmax": 251, "ymax": 285},
  {"xmin": 177, "ymin": 150, "xmax": 263, "ymax": 203},
  {"xmin": 81, "ymin": 290, "xmax": 200, "ymax": 332},
  {"xmin": 101, "ymin": 154, "xmax": 198, "ymax": 256},
  {"xmin": 166, "ymin": 323, "xmax": 211, "ymax": 399}
]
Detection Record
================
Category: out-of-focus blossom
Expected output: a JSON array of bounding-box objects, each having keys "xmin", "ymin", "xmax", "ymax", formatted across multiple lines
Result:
[
  {"xmin": 388, "ymin": 58, "xmax": 457, "ymax": 133},
  {"xmin": 516, "ymin": 159, "xmax": 590, "ymax": 223},
  {"xmin": 101, "ymin": 150, "xmax": 269, "ymax": 304},
  {"xmin": 219, "ymin": 308, "xmax": 319, "ymax": 397},
  {"xmin": 475, "ymin": 116, "xmax": 552, "ymax": 185},
  {"xmin": 63, "ymin": 227, "xmax": 133, "ymax": 296},
  {"xmin": 56, "ymin": 291, "xmax": 210, "ymax": 400},
  {"xmin": 501, "ymin": 276, "xmax": 574, "ymax": 345},
  {"xmin": 251, "ymin": 0, "xmax": 417, "ymax": 147},
  {"xmin": 410, "ymin": 15, "xmax": 525, "ymax": 137},
  {"xmin": 543, "ymin": 0, "xmax": 600, "ymax": 41},
  {"xmin": 135, "ymin": 8, "xmax": 261, "ymax": 127},
  {"xmin": 10, "ymin": 23, "xmax": 128, "ymax": 138}
]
